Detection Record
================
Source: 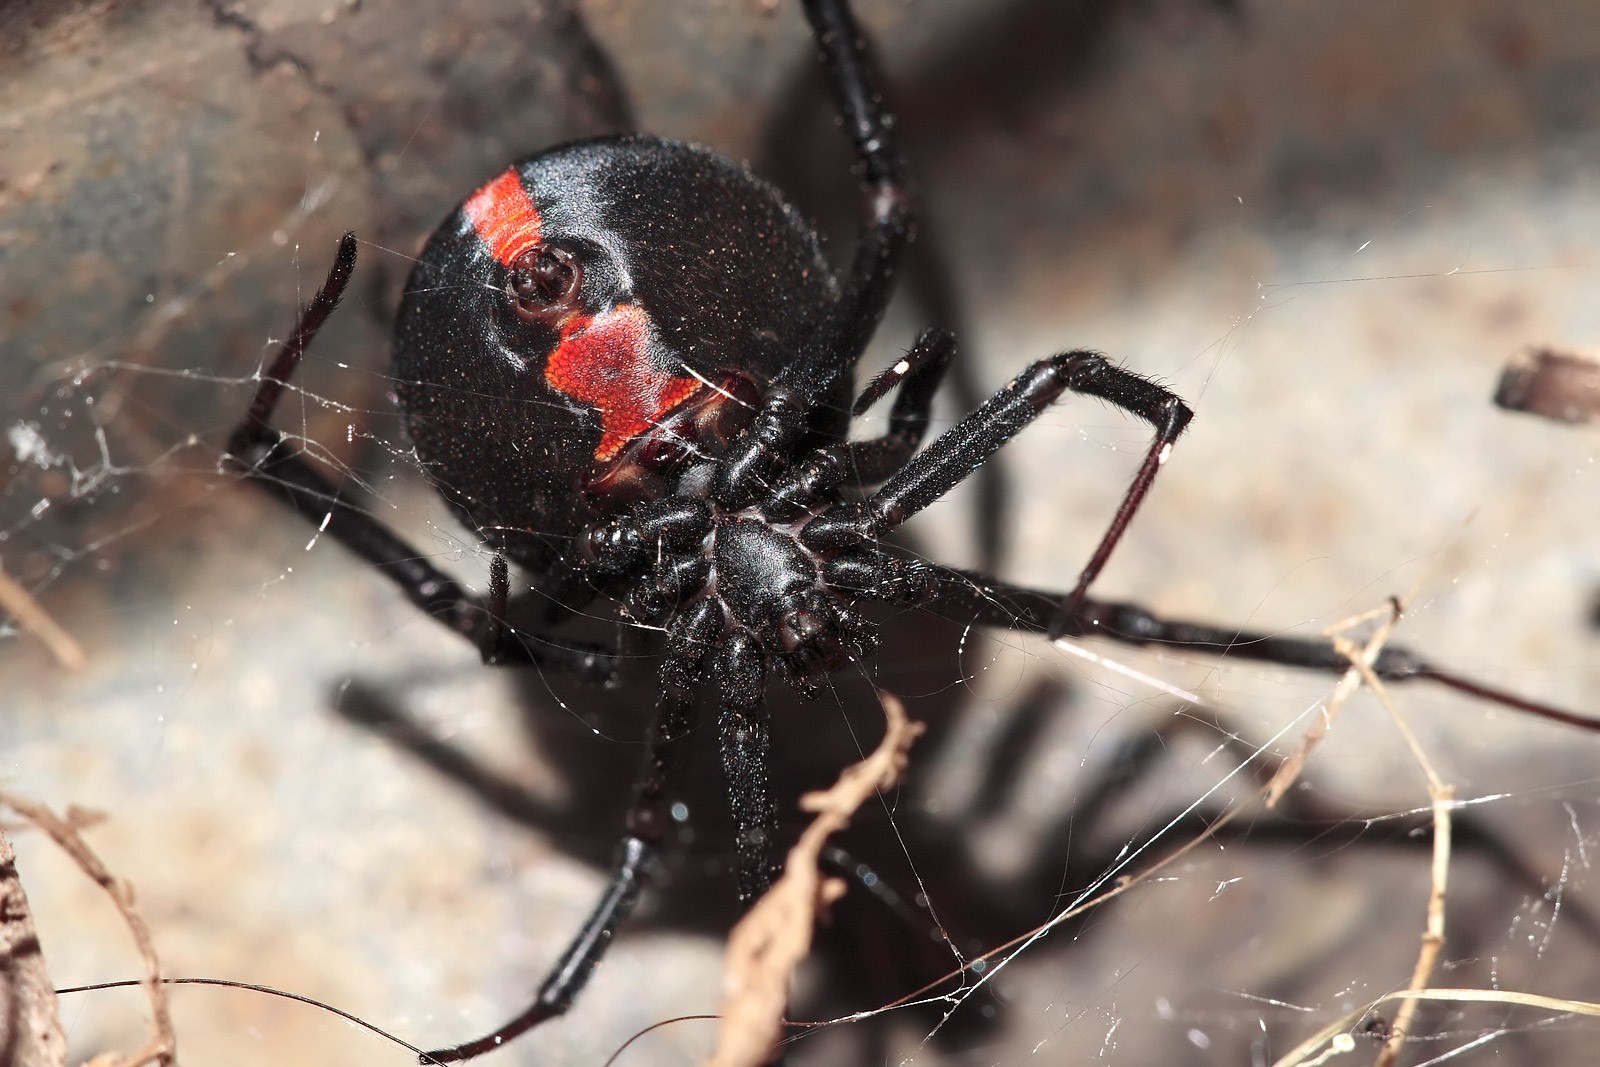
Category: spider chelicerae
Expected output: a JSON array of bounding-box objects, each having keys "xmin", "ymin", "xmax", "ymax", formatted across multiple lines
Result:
[{"xmin": 224, "ymin": 0, "xmax": 1596, "ymax": 1060}]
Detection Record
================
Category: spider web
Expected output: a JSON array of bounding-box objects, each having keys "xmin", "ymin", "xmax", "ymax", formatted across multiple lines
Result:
[{"xmin": 6, "ymin": 1, "xmax": 1600, "ymax": 1065}]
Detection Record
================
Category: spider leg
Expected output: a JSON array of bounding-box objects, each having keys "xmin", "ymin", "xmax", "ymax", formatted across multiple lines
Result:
[
  {"xmin": 892, "ymin": 563, "xmax": 1600, "ymax": 731},
  {"xmin": 225, "ymin": 233, "xmax": 618, "ymax": 682},
  {"xmin": 764, "ymin": 328, "xmax": 957, "ymax": 519},
  {"xmin": 420, "ymin": 610, "xmax": 714, "ymax": 1064},
  {"xmin": 714, "ymin": 0, "xmax": 914, "ymax": 510},
  {"xmin": 421, "ymin": 835, "xmax": 656, "ymax": 1064},
  {"xmin": 917, "ymin": 565, "xmax": 1395, "ymax": 673},
  {"xmin": 797, "ymin": 0, "xmax": 914, "ymax": 371},
  {"xmin": 804, "ymin": 350, "xmax": 1191, "ymax": 612},
  {"xmin": 717, "ymin": 630, "xmax": 781, "ymax": 901}
]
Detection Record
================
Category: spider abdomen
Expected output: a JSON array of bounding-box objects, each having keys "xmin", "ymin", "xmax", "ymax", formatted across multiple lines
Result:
[{"xmin": 393, "ymin": 136, "xmax": 841, "ymax": 573}]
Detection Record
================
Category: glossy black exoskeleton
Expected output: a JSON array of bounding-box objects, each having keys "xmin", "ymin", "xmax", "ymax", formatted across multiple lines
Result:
[
  {"xmin": 225, "ymin": 0, "xmax": 1600, "ymax": 1060},
  {"xmin": 395, "ymin": 138, "xmax": 842, "ymax": 573}
]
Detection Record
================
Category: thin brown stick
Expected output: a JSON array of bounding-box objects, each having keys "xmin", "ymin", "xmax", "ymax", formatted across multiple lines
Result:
[
  {"xmin": 0, "ymin": 826, "xmax": 67, "ymax": 1067},
  {"xmin": 1265, "ymin": 601, "xmax": 1400, "ymax": 807},
  {"xmin": 707, "ymin": 692, "xmax": 924, "ymax": 1067},
  {"xmin": 1261, "ymin": 592, "xmax": 1456, "ymax": 1067},
  {"xmin": 0, "ymin": 565, "xmax": 86, "ymax": 671},
  {"xmin": 1275, "ymin": 987, "xmax": 1600, "ymax": 1067},
  {"xmin": 0, "ymin": 791, "xmax": 174, "ymax": 1067},
  {"xmin": 1332, "ymin": 638, "xmax": 1454, "ymax": 1067}
]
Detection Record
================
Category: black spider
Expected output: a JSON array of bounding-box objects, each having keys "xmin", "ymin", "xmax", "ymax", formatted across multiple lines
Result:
[{"xmin": 224, "ymin": 0, "xmax": 1595, "ymax": 1060}]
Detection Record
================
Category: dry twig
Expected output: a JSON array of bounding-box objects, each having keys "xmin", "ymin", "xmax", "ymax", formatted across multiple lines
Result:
[
  {"xmin": 1329, "ymin": 637, "xmax": 1453, "ymax": 1067},
  {"xmin": 0, "ymin": 791, "xmax": 174, "ymax": 1067},
  {"xmin": 0, "ymin": 826, "xmax": 67, "ymax": 1067},
  {"xmin": 1274, "ymin": 988, "xmax": 1600, "ymax": 1067},
  {"xmin": 1259, "ymin": 596, "xmax": 1458, "ymax": 1067},
  {"xmin": 0, "ymin": 566, "xmax": 86, "ymax": 671},
  {"xmin": 1493, "ymin": 344, "xmax": 1600, "ymax": 425},
  {"xmin": 1265, "ymin": 602, "xmax": 1398, "ymax": 807},
  {"xmin": 706, "ymin": 692, "xmax": 924, "ymax": 1067}
]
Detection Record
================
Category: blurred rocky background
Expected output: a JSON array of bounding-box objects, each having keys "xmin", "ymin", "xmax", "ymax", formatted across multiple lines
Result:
[{"xmin": 4, "ymin": 1, "xmax": 1599, "ymax": 1064}]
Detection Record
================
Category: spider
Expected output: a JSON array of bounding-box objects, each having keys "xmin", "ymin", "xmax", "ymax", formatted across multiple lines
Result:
[{"xmin": 224, "ymin": 0, "xmax": 1596, "ymax": 1060}]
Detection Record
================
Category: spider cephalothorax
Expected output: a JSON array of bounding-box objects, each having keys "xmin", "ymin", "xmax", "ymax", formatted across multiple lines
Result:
[{"xmin": 225, "ymin": 0, "xmax": 1598, "ymax": 1061}]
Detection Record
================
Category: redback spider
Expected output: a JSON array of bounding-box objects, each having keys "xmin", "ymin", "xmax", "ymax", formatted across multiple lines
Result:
[{"xmin": 224, "ymin": 0, "xmax": 1599, "ymax": 1060}]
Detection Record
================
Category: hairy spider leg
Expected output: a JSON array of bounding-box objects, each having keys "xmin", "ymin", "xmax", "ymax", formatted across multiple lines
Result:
[
  {"xmin": 801, "ymin": 347, "xmax": 1191, "ymax": 587},
  {"xmin": 423, "ymin": 674, "xmax": 700, "ymax": 1063},
  {"xmin": 715, "ymin": 631, "xmax": 780, "ymax": 902},
  {"xmin": 762, "ymin": 327, "xmax": 959, "ymax": 521},
  {"xmin": 792, "ymin": 337, "xmax": 1597, "ymax": 731},
  {"xmin": 919, "ymin": 569, "xmax": 1600, "ymax": 732},
  {"xmin": 712, "ymin": 0, "xmax": 914, "ymax": 511}
]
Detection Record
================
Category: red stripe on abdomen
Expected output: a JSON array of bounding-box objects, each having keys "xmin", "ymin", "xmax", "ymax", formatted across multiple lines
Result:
[
  {"xmin": 545, "ymin": 304, "xmax": 703, "ymax": 461},
  {"xmin": 463, "ymin": 168, "xmax": 542, "ymax": 266}
]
